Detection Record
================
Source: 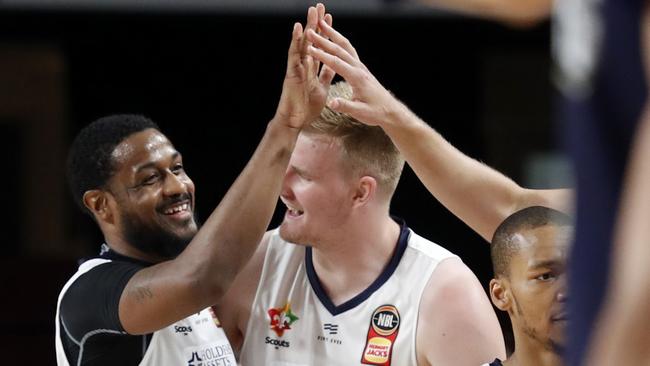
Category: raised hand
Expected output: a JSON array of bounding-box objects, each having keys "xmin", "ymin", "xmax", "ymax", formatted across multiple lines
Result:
[
  {"xmin": 274, "ymin": 3, "xmax": 336, "ymax": 130},
  {"xmin": 305, "ymin": 20, "xmax": 406, "ymax": 127}
]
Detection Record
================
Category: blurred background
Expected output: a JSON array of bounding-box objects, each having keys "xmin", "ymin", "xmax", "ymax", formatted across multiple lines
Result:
[{"xmin": 0, "ymin": 0, "xmax": 571, "ymax": 363}]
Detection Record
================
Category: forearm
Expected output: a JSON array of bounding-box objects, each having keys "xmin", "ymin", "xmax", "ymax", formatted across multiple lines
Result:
[
  {"xmin": 416, "ymin": 0, "xmax": 551, "ymax": 25},
  {"xmin": 120, "ymin": 119, "xmax": 298, "ymax": 334},
  {"xmin": 383, "ymin": 104, "xmax": 526, "ymax": 241},
  {"xmin": 182, "ymin": 118, "xmax": 298, "ymax": 298}
]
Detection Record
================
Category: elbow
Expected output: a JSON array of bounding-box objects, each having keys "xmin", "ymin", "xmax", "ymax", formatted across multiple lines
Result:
[{"xmin": 183, "ymin": 263, "xmax": 232, "ymax": 307}]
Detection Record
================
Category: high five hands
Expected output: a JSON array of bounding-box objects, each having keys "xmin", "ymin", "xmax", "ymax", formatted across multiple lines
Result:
[
  {"xmin": 305, "ymin": 18, "xmax": 408, "ymax": 128},
  {"xmin": 275, "ymin": 3, "xmax": 336, "ymax": 130}
]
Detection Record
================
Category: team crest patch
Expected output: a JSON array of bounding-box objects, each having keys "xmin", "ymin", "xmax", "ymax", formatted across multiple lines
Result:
[
  {"xmin": 361, "ymin": 305, "xmax": 400, "ymax": 365},
  {"xmin": 268, "ymin": 302, "xmax": 299, "ymax": 337}
]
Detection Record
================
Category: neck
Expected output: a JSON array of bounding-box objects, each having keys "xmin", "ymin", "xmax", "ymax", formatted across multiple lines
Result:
[
  {"xmin": 311, "ymin": 212, "xmax": 400, "ymax": 306},
  {"xmin": 103, "ymin": 233, "xmax": 166, "ymax": 263},
  {"xmin": 505, "ymin": 329, "xmax": 563, "ymax": 366}
]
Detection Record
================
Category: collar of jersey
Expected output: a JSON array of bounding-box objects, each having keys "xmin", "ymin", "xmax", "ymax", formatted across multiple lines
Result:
[{"xmin": 305, "ymin": 216, "xmax": 411, "ymax": 316}]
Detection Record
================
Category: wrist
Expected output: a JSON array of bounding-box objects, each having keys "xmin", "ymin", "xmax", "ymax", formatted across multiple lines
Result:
[
  {"xmin": 383, "ymin": 99, "xmax": 420, "ymax": 132},
  {"xmin": 267, "ymin": 116, "xmax": 302, "ymax": 141}
]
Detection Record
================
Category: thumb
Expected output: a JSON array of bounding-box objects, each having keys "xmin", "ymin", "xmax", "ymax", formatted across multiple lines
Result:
[{"xmin": 328, "ymin": 98, "xmax": 378, "ymax": 126}]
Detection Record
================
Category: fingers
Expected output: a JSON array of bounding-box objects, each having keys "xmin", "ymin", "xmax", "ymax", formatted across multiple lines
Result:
[
  {"xmin": 305, "ymin": 6, "xmax": 318, "ymax": 33},
  {"xmin": 308, "ymin": 44, "xmax": 357, "ymax": 81},
  {"xmin": 286, "ymin": 22, "xmax": 303, "ymax": 72},
  {"xmin": 324, "ymin": 13, "xmax": 333, "ymax": 27},
  {"xmin": 328, "ymin": 98, "xmax": 373, "ymax": 122},
  {"xmin": 306, "ymin": 28, "xmax": 357, "ymax": 66},
  {"xmin": 319, "ymin": 64, "xmax": 336, "ymax": 86},
  {"xmin": 316, "ymin": 3, "xmax": 326, "ymax": 24},
  {"xmin": 317, "ymin": 18, "xmax": 358, "ymax": 60}
]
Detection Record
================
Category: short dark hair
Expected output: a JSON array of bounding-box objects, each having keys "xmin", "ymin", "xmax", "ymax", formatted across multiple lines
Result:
[
  {"xmin": 66, "ymin": 114, "xmax": 159, "ymax": 212},
  {"xmin": 491, "ymin": 206, "xmax": 572, "ymax": 277}
]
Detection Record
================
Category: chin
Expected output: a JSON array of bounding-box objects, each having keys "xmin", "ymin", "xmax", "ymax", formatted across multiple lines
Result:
[{"xmin": 279, "ymin": 224, "xmax": 310, "ymax": 245}]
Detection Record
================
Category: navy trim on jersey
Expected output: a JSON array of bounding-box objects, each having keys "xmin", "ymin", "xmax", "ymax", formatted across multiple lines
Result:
[
  {"xmin": 305, "ymin": 217, "xmax": 411, "ymax": 316},
  {"xmin": 489, "ymin": 358, "xmax": 503, "ymax": 366}
]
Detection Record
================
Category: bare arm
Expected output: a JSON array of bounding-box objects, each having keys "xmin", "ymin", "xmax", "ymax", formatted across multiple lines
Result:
[
  {"xmin": 417, "ymin": 257, "xmax": 505, "ymax": 365},
  {"xmin": 118, "ymin": 4, "xmax": 334, "ymax": 335},
  {"xmin": 215, "ymin": 231, "xmax": 272, "ymax": 354},
  {"xmin": 415, "ymin": 0, "xmax": 552, "ymax": 26},
  {"xmin": 306, "ymin": 21, "xmax": 571, "ymax": 242}
]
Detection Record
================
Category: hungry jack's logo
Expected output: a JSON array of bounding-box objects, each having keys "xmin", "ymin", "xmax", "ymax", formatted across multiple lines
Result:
[
  {"xmin": 361, "ymin": 305, "xmax": 401, "ymax": 366},
  {"xmin": 268, "ymin": 302, "xmax": 299, "ymax": 337}
]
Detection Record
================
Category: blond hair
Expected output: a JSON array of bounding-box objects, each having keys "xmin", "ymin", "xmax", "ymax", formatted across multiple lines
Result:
[{"xmin": 304, "ymin": 81, "xmax": 404, "ymax": 199}]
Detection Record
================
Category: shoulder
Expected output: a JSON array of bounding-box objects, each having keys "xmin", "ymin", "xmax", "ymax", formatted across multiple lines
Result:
[
  {"xmin": 62, "ymin": 259, "xmax": 143, "ymax": 305},
  {"xmin": 416, "ymin": 257, "xmax": 505, "ymax": 365},
  {"xmin": 422, "ymin": 257, "xmax": 486, "ymax": 311},
  {"xmin": 406, "ymin": 229, "xmax": 457, "ymax": 262},
  {"xmin": 60, "ymin": 259, "xmax": 144, "ymax": 338}
]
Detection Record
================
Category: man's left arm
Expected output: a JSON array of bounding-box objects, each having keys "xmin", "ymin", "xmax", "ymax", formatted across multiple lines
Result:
[{"xmin": 417, "ymin": 257, "xmax": 505, "ymax": 366}]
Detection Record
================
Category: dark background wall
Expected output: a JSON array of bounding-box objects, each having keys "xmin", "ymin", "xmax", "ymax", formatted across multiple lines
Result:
[{"xmin": 0, "ymin": 5, "xmax": 560, "ymax": 363}]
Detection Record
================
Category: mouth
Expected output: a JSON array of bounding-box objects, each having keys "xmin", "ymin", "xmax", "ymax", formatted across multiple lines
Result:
[
  {"xmin": 286, "ymin": 207, "xmax": 304, "ymax": 217},
  {"xmin": 160, "ymin": 201, "xmax": 192, "ymax": 221},
  {"xmin": 281, "ymin": 199, "xmax": 304, "ymax": 218},
  {"xmin": 551, "ymin": 313, "xmax": 568, "ymax": 322}
]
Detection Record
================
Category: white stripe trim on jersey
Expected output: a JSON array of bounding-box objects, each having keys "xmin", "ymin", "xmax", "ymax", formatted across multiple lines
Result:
[{"xmin": 76, "ymin": 328, "xmax": 127, "ymax": 366}]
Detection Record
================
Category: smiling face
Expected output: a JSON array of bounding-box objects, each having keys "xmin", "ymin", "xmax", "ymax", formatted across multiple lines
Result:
[
  {"xmin": 498, "ymin": 225, "xmax": 571, "ymax": 353},
  {"xmin": 278, "ymin": 133, "xmax": 356, "ymax": 246},
  {"xmin": 106, "ymin": 128, "xmax": 198, "ymax": 259}
]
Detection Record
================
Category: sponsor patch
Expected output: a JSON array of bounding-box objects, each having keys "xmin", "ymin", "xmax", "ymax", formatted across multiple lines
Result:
[
  {"xmin": 268, "ymin": 302, "xmax": 299, "ymax": 337},
  {"xmin": 185, "ymin": 341, "xmax": 236, "ymax": 366},
  {"xmin": 361, "ymin": 305, "xmax": 400, "ymax": 365}
]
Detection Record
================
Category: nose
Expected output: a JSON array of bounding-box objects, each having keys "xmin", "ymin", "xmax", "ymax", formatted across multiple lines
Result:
[
  {"xmin": 163, "ymin": 171, "xmax": 188, "ymax": 197},
  {"xmin": 280, "ymin": 168, "xmax": 295, "ymax": 201}
]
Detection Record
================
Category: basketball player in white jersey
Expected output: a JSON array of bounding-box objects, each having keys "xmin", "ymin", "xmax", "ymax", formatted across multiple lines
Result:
[
  {"xmin": 305, "ymin": 19, "xmax": 573, "ymax": 366},
  {"xmin": 216, "ymin": 80, "xmax": 505, "ymax": 366}
]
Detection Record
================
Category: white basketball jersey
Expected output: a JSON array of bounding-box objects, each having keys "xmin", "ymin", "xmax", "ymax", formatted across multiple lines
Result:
[
  {"xmin": 240, "ymin": 224, "xmax": 456, "ymax": 366},
  {"xmin": 55, "ymin": 258, "xmax": 237, "ymax": 366}
]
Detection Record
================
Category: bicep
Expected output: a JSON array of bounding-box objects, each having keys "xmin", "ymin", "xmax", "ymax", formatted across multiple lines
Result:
[
  {"xmin": 417, "ymin": 258, "xmax": 505, "ymax": 366},
  {"xmin": 118, "ymin": 259, "xmax": 206, "ymax": 335}
]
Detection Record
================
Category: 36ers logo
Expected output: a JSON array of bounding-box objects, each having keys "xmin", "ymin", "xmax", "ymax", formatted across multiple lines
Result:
[
  {"xmin": 268, "ymin": 302, "xmax": 299, "ymax": 337},
  {"xmin": 361, "ymin": 305, "xmax": 400, "ymax": 366}
]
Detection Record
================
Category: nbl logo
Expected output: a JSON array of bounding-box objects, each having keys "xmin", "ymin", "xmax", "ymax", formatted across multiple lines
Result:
[
  {"xmin": 371, "ymin": 305, "xmax": 400, "ymax": 336},
  {"xmin": 361, "ymin": 305, "xmax": 401, "ymax": 366}
]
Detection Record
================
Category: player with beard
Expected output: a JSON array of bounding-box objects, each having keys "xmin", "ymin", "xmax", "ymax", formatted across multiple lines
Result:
[
  {"xmin": 55, "ymin": 4, "xmax": 335, "ymax": 365},
  {"xmin": 483, "ymin": 206, "xmax": 571, "ymax": 366}
]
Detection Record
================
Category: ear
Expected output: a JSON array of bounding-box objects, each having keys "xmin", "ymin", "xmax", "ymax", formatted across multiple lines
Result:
[
  {"xmin": 82, "ymin": 189, "xmax": 115, "ymax": 225},
  {"xmin": 489, "ymin": 278, "xmax": 512, "ymax": 311},
  {"xmin": 352, "ymin": 176, "xmax": 377, "ymax": 207}
]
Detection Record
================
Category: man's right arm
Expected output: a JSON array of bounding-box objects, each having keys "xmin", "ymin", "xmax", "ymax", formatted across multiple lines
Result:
[{"xmin": 118, "ymin": 4, "xmax": 331, "ymax": 335}]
